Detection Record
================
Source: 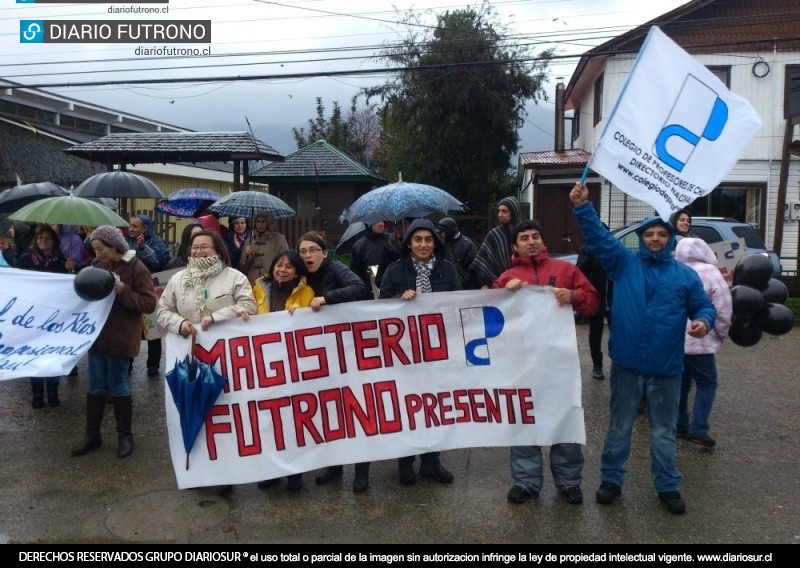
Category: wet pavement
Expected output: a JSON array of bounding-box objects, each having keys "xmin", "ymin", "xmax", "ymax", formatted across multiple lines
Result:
[{"xmin": 1, "ymin": 324, "xmax": 798, "ymax": 544}]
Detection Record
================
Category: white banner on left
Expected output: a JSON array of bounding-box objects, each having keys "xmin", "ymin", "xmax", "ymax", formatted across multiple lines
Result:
[{"xmin": 0, "ymin": 268, "xmax": 114, "ymax": 380}]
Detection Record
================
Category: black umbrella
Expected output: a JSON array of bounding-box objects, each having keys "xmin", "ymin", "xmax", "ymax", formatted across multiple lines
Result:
[
  {"xmin": 73, "ymin": 171, "xmax": 165, "ymax": 199},
  {"xmin": 335, "ymin": 222, "xmax": 370, "ymax": 255},
  {"xmin": 0, "ymin": 182, "xmax": 68, "ymax": 214}
]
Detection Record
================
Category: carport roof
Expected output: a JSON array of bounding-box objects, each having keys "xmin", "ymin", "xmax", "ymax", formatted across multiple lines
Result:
[{"xmin": 64, "ymin": 131, "xmax": 284, "ymax": 165}]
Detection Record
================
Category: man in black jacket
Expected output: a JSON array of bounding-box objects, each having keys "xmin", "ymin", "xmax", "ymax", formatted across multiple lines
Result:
[
  {"xmin": 349, "ymin": 220, "xmax": 389, "ymax": 295},
  {"xmin": 436, "ymin": 217, "xmax": 478, "ymax": 289},
  {"xmin": 379, "ymin": 219, "xmax": 462, "ymax": 486}
]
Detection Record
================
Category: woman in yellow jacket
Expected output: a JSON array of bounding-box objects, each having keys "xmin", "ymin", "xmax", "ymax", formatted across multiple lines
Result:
[{"xmin": 252, "ymin": 249, "xmax": 314, "ymax": 490}]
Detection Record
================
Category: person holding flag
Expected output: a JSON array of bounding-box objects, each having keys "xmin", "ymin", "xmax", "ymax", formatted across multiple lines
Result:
[{"xmin": 570, "ymin": 182, "xmax": 715, "ymax": 515}]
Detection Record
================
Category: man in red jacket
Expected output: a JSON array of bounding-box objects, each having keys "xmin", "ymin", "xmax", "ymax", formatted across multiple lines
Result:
[{"xmin": 493, "ymin": 220, "xmax": 600, "ymax": 506}]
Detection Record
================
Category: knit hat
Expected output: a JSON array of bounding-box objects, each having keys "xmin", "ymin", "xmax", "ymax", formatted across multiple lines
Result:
[{"xmin": 90, "ymin": 225, "xmax": 128, "ymax": 253}]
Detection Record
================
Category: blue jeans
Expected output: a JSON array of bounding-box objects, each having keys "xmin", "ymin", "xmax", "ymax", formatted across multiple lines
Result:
[
  {"xmin": 510, "ymin": 443, "xmax": 583, "ymax": 493},
  {"xmin": 678, "ymin": 354, "xmax": 718, "ymax": 437},
  {"xmin": 600, "ymin": 362, "xmax": 682, "ymax": 493},
  {"xmin": 88, "ymin": 352, "xmax": 131, "ymax": 397}
]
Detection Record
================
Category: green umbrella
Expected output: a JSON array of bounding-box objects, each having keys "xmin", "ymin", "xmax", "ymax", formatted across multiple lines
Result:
[{"xmin": 9, "ymin": 193, "xmax": 128, "ymax": 227}]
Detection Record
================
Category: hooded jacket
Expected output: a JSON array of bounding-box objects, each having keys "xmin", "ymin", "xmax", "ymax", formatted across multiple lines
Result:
[
  {"xmin": 469, "ymin": 196, "xmax": 521, "ymax": 287},
  {"xmin": 493, "ymin": 249, "xmax": 600, "ymax": 318},
  {"xmin": 574, "ymin": 202, "xmax": 716, "ymax": 376},
  {"xmin": 125, "ymin": 213, "xmax": 170, "ymax": 272},
  {"xmin": 56, "ymin": 225, "xmax": 86, "ymax": 264},
  {"xmin": 675, "ymin": 237, "xmax": 733, "ymax": 355},
  {"xmin": 379, "ymin": 219, "xmax": 462, "ymax": 298}
]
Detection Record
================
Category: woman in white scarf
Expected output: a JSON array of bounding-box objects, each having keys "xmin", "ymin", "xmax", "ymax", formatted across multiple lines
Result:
[{"xmin": 158, "ymin": 230, "xmax": 256, "ymax": 340}]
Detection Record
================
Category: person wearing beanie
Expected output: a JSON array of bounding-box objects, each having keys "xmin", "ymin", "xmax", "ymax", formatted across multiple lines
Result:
[
  {"xmin": 379, "ymin": 219, "xmax": 462, "ymax": 487},
  {"xmin": 71, "ymin": 226, "xmax": 157, "ymax": 459},
  {"xmin": 436, "ymin": 217, "xmax": 478, "ymax": 289},
  {"xmin": 349, "ymin": 220, "xmax": 389, "ymax": 294},
  {"xmin": 126, "ymin": 213, "xmax": 169, "ymax": 377}
]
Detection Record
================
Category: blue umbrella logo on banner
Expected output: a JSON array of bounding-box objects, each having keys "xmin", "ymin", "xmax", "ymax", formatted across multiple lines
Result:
[{"xmin": 165, "ymin": 329, "xmax": 227, "ymax": 469}]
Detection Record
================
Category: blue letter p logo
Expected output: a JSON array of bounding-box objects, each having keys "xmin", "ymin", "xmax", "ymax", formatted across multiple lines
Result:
[
  {"xmin": 461, "ymin": 306, "xmax": 504, "ymax": 366},
  {"xmin": 654, "ymin": 74, "xmax": 727, "ymax": 172}
]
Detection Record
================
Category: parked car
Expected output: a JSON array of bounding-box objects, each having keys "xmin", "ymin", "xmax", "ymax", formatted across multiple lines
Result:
[{"xmin": 557, "ymin": 217, "xmax": 781, "ymax": 278}]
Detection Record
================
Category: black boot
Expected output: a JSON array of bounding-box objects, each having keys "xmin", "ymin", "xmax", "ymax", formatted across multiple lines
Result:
[
  {"xmin": 314, "ymin": 465, "xmax": 343, "ymax": 485},
  {"xmin": 353, "ymin": 462, "xmax": 370, "ymax": 493},
  {"xmin": 286, "ymin": 474, "xmax": 303, "ymax": 491},
  {"xmin": 113, "ymin": 396, "xmax": 134, "ymax": 458},
  {"xmin": 31, "ymin": 382, "xmax": 45, "ymax": 409},
  {"xmin": 71, "ymin": 394, "xmax": 105, "ymax": 455},
  {"xmin": 46, "ymin": 382, "xmax": 60, "ymax": 407}
]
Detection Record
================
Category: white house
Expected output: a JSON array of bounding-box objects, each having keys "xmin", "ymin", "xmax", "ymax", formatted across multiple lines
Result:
[{"xmin": 518, "ymin": 0, "xmax": 799, "ymax": 275}]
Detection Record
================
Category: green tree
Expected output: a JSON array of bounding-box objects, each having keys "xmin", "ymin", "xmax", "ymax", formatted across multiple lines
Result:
[
  {"xmin": 366, "ymin": 2, "xmax": 552, "ymax": 212},
  {"xmin": 293, "ymin": 97, "xmax": 380, "ymax": 167}
]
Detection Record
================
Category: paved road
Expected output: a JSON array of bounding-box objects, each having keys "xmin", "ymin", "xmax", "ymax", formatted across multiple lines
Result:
[{"xmin": 1, "ymin": 324, "xmax": 798, "ymax": 544}]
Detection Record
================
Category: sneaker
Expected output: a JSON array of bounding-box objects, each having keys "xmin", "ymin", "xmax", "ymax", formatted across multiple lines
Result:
[
  {"xmin": 688, "ymin": 434, "xmax": 716, "ymax": 448},
  {"xmin": 592, "ymin": 366, "xmax": 605, "ymax": 380},
  {"xmin": 676, "ymin": 429, "xmax": 690, "ymax": 440},
  {"xmin": 507, "ymin": 485, "xmax": 536, "ymax": 504},
  {"xmin": 559, "ymin": 486, "xmax": 583, "ymax": 505},
  {"xmin": 419, "ymin": 463, "xmax": 454, "ymax": 484},
  {"xmin": 596, "ymin": 481, "xmax": 622, "ymax": 505},
  {"xmin": 658, "ymin": 491, "xmax": 686, "ymax": 514},
  {"xmin": 398, "ymin": 462, "xmax": 417, "ymax": 485}
]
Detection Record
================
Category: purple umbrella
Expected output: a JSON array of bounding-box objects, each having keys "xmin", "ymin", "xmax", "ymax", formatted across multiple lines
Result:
[{"xmin": 155, "ymin": 188, "xmax": 222, "ymax": 218}]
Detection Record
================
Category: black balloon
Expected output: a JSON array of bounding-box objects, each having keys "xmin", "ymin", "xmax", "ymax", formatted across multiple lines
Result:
[
  {"xmin": 728, "ymin": 317, "xmax": 763, "ymax": 347},
  {"xmin": 760, "ymin": 278, "xmax": 789, "ymax": 305},
  {"xmin": 730, "ymin": 285, "xmax": 764, "ymax": 319},
  {"xmin": 754, "ymin": 303, "xmax": 795, "ymax": 336},
  {"xmin": 74, "ymin": 267, "xmax": 115, "ymax": 301},
  {"xmin": 732, "ymin": 254, "xmax": 773, "ymax": 289}
]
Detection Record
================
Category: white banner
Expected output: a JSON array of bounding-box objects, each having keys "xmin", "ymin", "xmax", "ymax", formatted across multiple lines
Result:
[
  {"xmin": 164, "ymin": 287, "xmax": 585, "ymax": 489},
  {"xmin": 0, "ymin": 268, "xmax": 114, "ymax": 380},
  {"xmin": 588, "ymin": 26, "xmax": 762, "ymax": 220},
  {"xmin": 708, "ymin": 238, "xmax": 746, "ymax": 286}
]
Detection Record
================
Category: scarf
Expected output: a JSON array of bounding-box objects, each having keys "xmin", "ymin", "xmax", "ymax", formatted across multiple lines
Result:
[
  {"xmin": 31, "ymin": 251, "xmax": 56, "ymax": 269},
  {"xmin": 181, "ymin": 255, "xmax": 225, "ymax": 320},
  {"xmin": 413, "ymin": 256, "xmax": 435, "ymax": 294},
  {"xmin": 235, "ymin": 232, "xmax": 249, "ymax": 246}
]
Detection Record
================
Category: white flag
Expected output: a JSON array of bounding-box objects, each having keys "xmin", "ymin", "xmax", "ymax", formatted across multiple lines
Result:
[{"xmin": 587, "ymin": 26, "xmax": 762, "ymax": 220}]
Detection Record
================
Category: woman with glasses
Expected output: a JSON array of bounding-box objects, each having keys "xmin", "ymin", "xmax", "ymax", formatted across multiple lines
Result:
[
  {"xmin": 157, "ymin": 230, "xmax": 257, "ymax": 495},
  {"xmin": 296, "ymin": 232, "xmax": 373, "ymax": 492}
]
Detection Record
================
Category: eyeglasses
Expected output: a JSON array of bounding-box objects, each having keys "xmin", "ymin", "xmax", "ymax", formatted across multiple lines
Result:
[
  {"xmin": 190, "ymin": 244, "xmax": 214, "ymax": 251},
  {"xmin": 298, "ymin": 246, "xmax": 323, "ymax": 255}
]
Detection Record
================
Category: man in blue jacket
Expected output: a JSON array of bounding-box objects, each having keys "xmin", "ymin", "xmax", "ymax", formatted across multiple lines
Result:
[
  {"xmin": 570, "ymin": 182, "xmax": 715, "ymax": 515},
  {"xmin": 126, "ymin": 213, "xmax": 170, "ymax": 377}
]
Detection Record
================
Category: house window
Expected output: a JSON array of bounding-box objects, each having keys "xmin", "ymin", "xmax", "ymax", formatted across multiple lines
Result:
[
  {"xmin": 786, "ymin": 65, "xmax": 800, "ymax": 120},
  {"xmin": 294, "ymin": 189, "xmax": 317, "ymax": 216},
  {"xmin": 571, "ymin": 108, "xmax": 580, "ymax": 141},
  {"xmin": 707, "ymin": 65, "xmax": 730, "ymax": 88},
  {"xmin": 593, "ymin": 74, "xmax": 604, "ymax": 126},
  {"xmin": 686, "ymin": 183, "xmax": 765, "ymax": 235}
]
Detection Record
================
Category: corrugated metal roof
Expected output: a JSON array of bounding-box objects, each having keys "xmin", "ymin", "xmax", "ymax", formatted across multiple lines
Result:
[{"xmin": 519, "ymin": 149, "xmax": 591, "ymax": 168}]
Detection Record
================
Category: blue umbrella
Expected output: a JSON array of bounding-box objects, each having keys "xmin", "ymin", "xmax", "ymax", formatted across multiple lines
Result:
[
  {"xmin": 165, "ymin": 330, "xmax": 227, "ymax": 470},
  {"xmin": 208, "ymin": 190, "xmax": 295, "ymax": 219},
  {"xmin": 155, "ymin": 187, "xmax": 222, "ymax": 218},
  {"xmin": 339, "ymin": 181, "xmax": 465, "ymax": 224}
]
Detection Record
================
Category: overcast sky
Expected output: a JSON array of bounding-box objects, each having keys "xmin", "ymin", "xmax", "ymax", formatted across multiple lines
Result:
[{"xmin": 2, "ymin": 0, "xmax": 686, "ymax": 162}]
